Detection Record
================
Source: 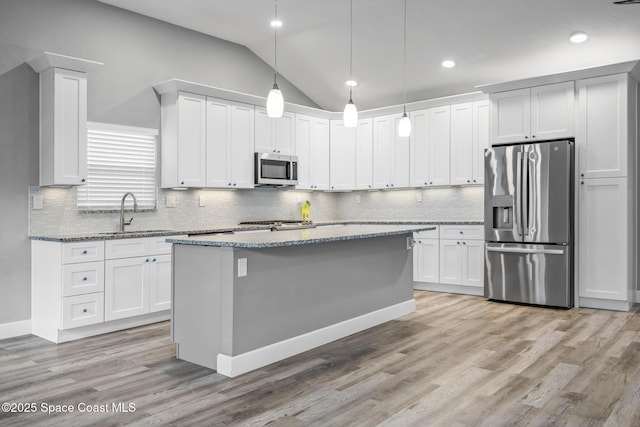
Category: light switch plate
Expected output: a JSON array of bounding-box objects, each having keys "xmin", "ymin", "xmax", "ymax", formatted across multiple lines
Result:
[
  {"xmin": 355, "ymin": 194, "xmax": 361, "ymax": 204},
  {"xmin": 165, "ymin": 195, "xmax": 177, "ymax": 208},
  {"xmin": 238, "ymin": 258, "xmax": 247, "ymax": 277},
  {"xmin": 199, "ymin": 196, "xmax": 206, "ymax": 207},
  {"xmin": 32, "ymin": 195, "xmax": 43, "ymax": 210}
]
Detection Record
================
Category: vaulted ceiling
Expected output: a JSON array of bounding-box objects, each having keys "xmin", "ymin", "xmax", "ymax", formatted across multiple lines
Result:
[{"xmin": 98, "ymin": 0, "xmax": 640, "ymax": 111}]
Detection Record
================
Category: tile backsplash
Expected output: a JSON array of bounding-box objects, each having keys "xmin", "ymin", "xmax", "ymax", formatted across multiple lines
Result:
[{"xmin": 28, "ymin": 186, "xmax": 483, "ymax": 235}]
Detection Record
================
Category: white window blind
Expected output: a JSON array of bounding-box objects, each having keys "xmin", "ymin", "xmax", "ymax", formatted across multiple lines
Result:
[{"xmin": 78, "ymin": 122, "xmax": 158, "ymax": 210}]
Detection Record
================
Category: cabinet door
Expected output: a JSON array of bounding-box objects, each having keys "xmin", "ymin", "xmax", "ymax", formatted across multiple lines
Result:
[
  {"xmin": 450, "ymin": 102, "xmax": 474, "ymax": 185},
  {"xmin": 461, "ymin": 240, "xmax": 484, "ymax": 288},
  {"xmin": 428, "ymin": 106, "xmax": 451, "ymax": 186},
  {"xmin": 230, "ymin": 102, "xmax": 255, "ymax": 188},
  {"xmin": 472, "ymin": 100, "xmax": 489, "ymax": 184},
  {"xmin": 205, "ymin": 97, "xmax": 232, "ymax": 188},
  {"xmin": 578, "ymin": 177, "xmax": 628, "ymax": 301},
  {"xmin": 373, "ymin": 115, "xmax": 392, "ymax": 189},
  {"xmin": 355, "ymin": 118, "xmax": 373, "ymax": 190},
  {"xmin": 410, "ymin": 109, "xmax": 429, "ymax": 187},
  {"xmin": 48, "ymin": 68, "xmax": 88, "ymax": 186},
  {"xmin": 531, "ymin": 81, "xmax": 575, "ymax": 141},
  {"xmin": 294, "ymin": 114, "xmax": 312, "ymax": 189},
  {"xmin": 329, "ymin": 120, "xmax": 356, "ymax": 190},
  {"xmin": 149, "ymin": 254, "xmax": 172, "ymax": 312},
  {"xmin": 413, "ymin": 238, "xmax": 439, "ymax": 283},
  {"xmin": 254, "ymin": 107, "xmax": 273, "ymax": 153},
  {"xmin": 177, "ymin": 93, "xmax": 206, "ymax": 187},
  {"xmin": 577, "ymin": 74, "xmax": 628, "ymax": 179},
  {"xmin": 310, "ymin": 117, "xmax": 330, "ymax": 190},
  {"xmin": 274, "ymin": 111, "xmax": 296, "ymax": 155},
  {"xmin": 439, "ymin": 240, "xmax": 462, "ymax": 285},
  {"xmin": 490, "ymin": 88, "xmax": 530, "ymax": 145},
  {"xmin": 392, "ymin": 113, "xmax": 410, "ymax": 188},
  {"xmin": 105, "ymin": 257, "xmax": 150, "ymax": 321}
]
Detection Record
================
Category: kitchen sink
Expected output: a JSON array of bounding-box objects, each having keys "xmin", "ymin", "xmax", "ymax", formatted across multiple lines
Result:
[{"xmin": 98, "ymin": 229, "xmax": 169, "ymax": 235}]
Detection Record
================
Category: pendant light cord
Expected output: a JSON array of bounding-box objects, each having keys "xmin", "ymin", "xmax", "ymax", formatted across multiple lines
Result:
[
  {"xmin": 274, "ymin": 0, "xmax": 278, "ymax": 85},
  {"xmin": 403, "ymin": 0, "xmax": 407, "ymax": 112},
  {"xmin": 349, "ymin": 0, "xmax": 353, "ymax": 101}
]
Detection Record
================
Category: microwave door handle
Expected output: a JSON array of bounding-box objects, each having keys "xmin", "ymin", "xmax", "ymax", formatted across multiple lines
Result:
[{"xmin": 515, "ymin": 151, "xmax": 523, "ymax": 237}]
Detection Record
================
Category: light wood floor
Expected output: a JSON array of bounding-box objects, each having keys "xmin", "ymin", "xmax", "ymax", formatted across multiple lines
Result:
[{"xmin": 2, "ymin": 290, "xmax": 640, "ymax": 426}]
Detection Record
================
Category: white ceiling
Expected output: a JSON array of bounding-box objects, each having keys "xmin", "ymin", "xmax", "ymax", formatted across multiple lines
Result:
[{"xmin": 98, "ymin": 0, "xmax": 640, "ymax": 111}]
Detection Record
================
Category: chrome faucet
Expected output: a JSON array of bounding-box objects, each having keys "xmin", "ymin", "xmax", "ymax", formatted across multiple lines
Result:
[{"xmin": 119, "ymin": 192, "xmax": 138, "ymax": 232}]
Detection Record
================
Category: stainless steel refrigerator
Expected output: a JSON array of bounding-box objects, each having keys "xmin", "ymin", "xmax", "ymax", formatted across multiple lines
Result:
[{"xmin": 484, "ymin": 140, "xmax": 574, "ymax": 308}]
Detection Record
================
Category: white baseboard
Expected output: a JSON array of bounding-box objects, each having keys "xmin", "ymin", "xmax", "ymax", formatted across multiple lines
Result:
[
  {"xmin": 414, "ymin": 282, "xmax": 484, "ymax": 297},
  {"xmin": 217, "ymin": 299, "xmax": 416, "ymax": 378},
  {"xmin": 578, "ymin": 297, "xmax": 633, "ymax": 312},
  {"xmin": 54, "ymin": 311, "xmax": 170, "ymax": 343},
  {"xmin": 0, "ymin": 319, "xmax": 32, "ymax": 340}
]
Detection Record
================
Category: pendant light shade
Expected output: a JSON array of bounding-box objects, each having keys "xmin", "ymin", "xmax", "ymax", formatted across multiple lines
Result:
[
  {"xmin": 398, "ymin": 0, "xmax": 411, "ymax": 137},
  {"xmin": 398, "ymin": 111, "xmax": 411, "ymax": 137},
  {"xmin": 267, "ymin": 83, "xmax": 284, "ymax": 118},
  {"xmin": 266, "ymin": 0, "xmax": 284, "ymax": 118},
  {"xmin": 343, "ymin": 96, "xmax": 358, "ymax": 127},
  {"xmin": 344, "ymin": 0, "xmax": 358, "ymax": 128}
]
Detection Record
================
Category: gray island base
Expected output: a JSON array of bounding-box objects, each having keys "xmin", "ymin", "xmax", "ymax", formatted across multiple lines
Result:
[{"xmin": 168, "ymin": 224, "xmax": 435, "ymax": 377}]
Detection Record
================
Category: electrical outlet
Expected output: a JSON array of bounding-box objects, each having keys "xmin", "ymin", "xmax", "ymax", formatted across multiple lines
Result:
[
  {"xmin": 355, "ymin": 194, "xmax": 361, "ymax": 204},
  {"xmin": 238, "ymin": 258, "xmax": 247, "ymax": 277},
  {"xmin": 199, "ymin": 196, "xmax": 206, "ymax": 207},
  {"xmin": 416, "ymin": 191, "xmax": 423, "ymax": 202},
  {"xmin": 165, "ymin": 195, "xmax": 177, "ymax": 208},
  {"xmin": 32, "ymin": 195, "xmax": 43, "ymax": 210}
]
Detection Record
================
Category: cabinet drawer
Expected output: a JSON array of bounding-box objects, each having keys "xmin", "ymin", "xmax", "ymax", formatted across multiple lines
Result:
[
  {"xmin": 440, "ymin": 225, "xmax": 484, "ymax": 240},
  {"xmin": 62, "ymin": 241, "xmax": 104, "ymax": 264},
  {"xmin": 61, "ymin": 292, "xmax": 104, "ymax": 329},
  {"xmin": 148, "ymin": 235, "xmax": 186, "ymax": 254},
  {"xmin": 105, "ymin": 238, "xmax": 150, "ymax": 259},
  {"xmin": 414, "ymin": 226, "xmax": 439, "ymax": 239},
  {"xmin": 62, "ymin": 261, "xmax": 105, "ymax": 297}
]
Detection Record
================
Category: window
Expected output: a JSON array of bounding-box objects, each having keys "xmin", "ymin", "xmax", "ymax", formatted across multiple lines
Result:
[{"xmin": 78, "ymin": 122, "xmax": 158, "ymax": 210}]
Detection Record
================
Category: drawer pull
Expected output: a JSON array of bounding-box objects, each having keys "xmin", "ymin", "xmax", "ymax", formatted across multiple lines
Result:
[
  {"xmin": 82, "ymin": 277, "xmax": 88, "ymax": 281},
  {"xmin": 82, "ymin": 250, "xmax": 88, "ymax": 255},
  {"xmin": 82, "ymin": 308, "xmax": 87, "ymax": 313},
  {"xmin": 152, "ymin": 258, "xmax": 157, "ymax": 262}
]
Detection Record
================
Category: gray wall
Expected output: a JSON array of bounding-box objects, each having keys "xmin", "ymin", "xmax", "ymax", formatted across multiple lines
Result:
[{"xmin": 0, "ymin": 0, "xmax": 318, "ymax": 325}]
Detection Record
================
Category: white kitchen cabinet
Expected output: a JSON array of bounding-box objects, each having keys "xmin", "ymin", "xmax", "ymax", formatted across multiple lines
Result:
[
  {"xmin": 105, "ymin": 256, "xmax": 150, "ymax": 321},
  {"xmin": 576, "ymin": 74, "xmax": 629, "ymax": 179},
  {"xmin": 428, "ymin": 106, "xmax": 451, "ymax": 186},
  {"xmin": 577, "ymin": 178, "xmax": 631, "ymax": 306},
  {"xmin": 450, "ymin": 101, "xmax": 489, "ymax": 185},
  {"xmin": 410, "ymin": 109, "xmax": 429, "ymax": 187},
  {"xmin": 295, "ymin": 114, "xmax": 330, "ymax": 190},
  {"xmin": 28, "ymin": 53, "xmax": 102, "ymax": 187},
  {"xmin": 329, "ymin": 120, "xmax": 356, "ymax": 190},
  {"xmin": 355, "ymin": 118, "xmax": 374, "ymax": 190},
  {"xmin": 490, "ymin": 82, "xmax": 574, "ymax": 145},
  {"xmin": 413, "ymin": 225, "xmax": 484, "ymax": 296},
  {"xmin": 149, "ymin": 254, "xmax": 172, "ymax": 312},
  {"xmin": 255, "ymin": 107, "xmax": 295, "ymax": 155},
  {"xmin": 413, "ymin": 228, "xmax": 439, "ymax": 283},
  {"xmin": 205, "ymin": 98, "xmax": 255, "ymax": 188},
  {"xmin": 373, "ymin": 113, "xmax": 408, "ymax": 189}
]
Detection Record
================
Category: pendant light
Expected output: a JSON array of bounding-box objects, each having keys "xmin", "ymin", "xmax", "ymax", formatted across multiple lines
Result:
[
  {"xmin": 398, "ymin": 0, "xmax": 411, "ymax": 137},
  {"xmin": 343, "ymin": 0, "xmax": 358, "ymax": 127},
  {"xmin": 266, "ymin": 0, "xmax": 284, "ymax": 118}
]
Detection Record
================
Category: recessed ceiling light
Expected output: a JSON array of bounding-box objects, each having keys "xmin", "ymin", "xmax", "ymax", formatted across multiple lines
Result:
[
  {"xmin": 270, "ymin": 20, "xmax": 283, "ymax": 28},
  {"xmin": 441, "ymin": 60, "xmax": 456, "ymax": 69},
  {"xmin": 345, "ymin": 80, "xmax": 358, "ymax": 87},
  {"xmin": 570, "ymin": 31, "xmax": 589, "ymax": 43}
]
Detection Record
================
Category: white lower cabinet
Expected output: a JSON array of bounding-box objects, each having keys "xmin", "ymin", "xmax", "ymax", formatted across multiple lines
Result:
[
  {"xmin": 32, "ymin": 235, "xmax": 184, "ymax": 343},
  {"xmin": 413, "ymin": 225, "xmax": 484, "ymax": 296}
]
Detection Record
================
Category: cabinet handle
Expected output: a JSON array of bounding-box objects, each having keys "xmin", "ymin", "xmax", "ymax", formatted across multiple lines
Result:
[
  {"xmin": 532, "ymin": 135, "xmax": 536, "ymax": 139},
  {"xmin": 459, "ymin": 231, "xmax": 463, "ymax": 234},
  {"xmin": 82, "ymin": 250, "xmax": 88, "ymax": 255},
  {"xmin": 580, "ymin": 173, "xmax": 584, "ymax": 177},
  {"xmin": 233, "ymin": 183, "xmax": 237, "ymax": 186},
  {"xmin": 368, "ymin": 185, "xmax": 371, "ymax": 188},
  {"xmin": 83, "ymin": 308, "xmax": 87, "ymax": 313},
  {"xmin": 467, "ymin": 180, "xmax": 470, "ymax": 183},
  {"xmin": 463, "ymin": 241, "xmax": 466, "ymax": 245},
  {"xmin": 429, "ymin": 182, "xmax": 433, "ymax": 185},
  {"xmin": 524, "ymin": 135, "xmax": 529, "ymax": 139},
  {"xmin": 82, "ymin": 277, "xmax": 87, "ymax": 281},
  {"xmin": 581, "ymin": 181, "xmax": 584, "ymax": 185},
  {"xmin": 180, "ymin": 181, "xmax": 185, "ymax": 185},
  {"xmin": 145, "ymin": 258, "xmax": 150, "ymax": 262},
  {"xmin": 81, "ymin": 178, "xmax": 86, "ymax": 183},
  {"xmin": 457, "ymin": 241, "xmax": 460, "ymax": 245},
  {"xmin": 391, "ymin": 184, "xmax": 394, "ymax": 187},
  {"xmin": 473, "ymin": 179, "xmax": 477, "ymax": 183}
]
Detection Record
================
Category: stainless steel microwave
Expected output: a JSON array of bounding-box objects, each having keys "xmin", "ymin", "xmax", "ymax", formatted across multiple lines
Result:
[{"xmin": 255, "ymin": 152, "xmax": 298, "ymax": 186}]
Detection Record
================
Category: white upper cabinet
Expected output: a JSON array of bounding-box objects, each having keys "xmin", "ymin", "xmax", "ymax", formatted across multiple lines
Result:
[
  {"xmin": 450, "ymin": 100, "xmax": 489, "ymax": 185},
  {"xmin": 295, "ymin": 114, "xmax": 330, "ymax": 190},
  {"xmin": 392, "ymin": 114, "xmax": 411, "ymax": 188},
  {"xmin": 427, "ymin": 106, "xmax": 451, "ymax": 186},
  {"xmin": 255, "ymin": 107, "xmax": 295, "ymax": 155},
  {"xmin": 490, "ymin": 82, "xmax": 574, "ymax": 145},
  {"xmin": 373, "ymin": 115, "xmax": 393, "ymax": 189},
  {"xmin": 355, "ymin": 118, "xmax": 374, "ymax": 190},
  {"xmin": 576, "ymin": 74, "xmax": 628, "ymax": 179},
  {"xmin": 329, "ymin": 120, "xmax": 356, "ymax": 191},
  {"xmin": 410, "ymin": 109, "xmax": 429, "ymax": 187},
  {"xmin": 206, "ymin": 98, "xmax": 255, "ymax": 189},
  {"xmin": 176, "ymin": 92, "xmax": 207, "ymax": 187}
]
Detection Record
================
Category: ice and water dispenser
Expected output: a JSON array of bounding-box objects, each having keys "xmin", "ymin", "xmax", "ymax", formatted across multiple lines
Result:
[{"xmin": 491, "ymin": 195, "xmax": 514, "ymax": 230}]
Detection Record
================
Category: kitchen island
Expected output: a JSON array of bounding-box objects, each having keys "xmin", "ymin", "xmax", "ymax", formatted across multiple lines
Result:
[{"xmin": 167, "ymin": 224, "xmax": 435, "ymax": 377}]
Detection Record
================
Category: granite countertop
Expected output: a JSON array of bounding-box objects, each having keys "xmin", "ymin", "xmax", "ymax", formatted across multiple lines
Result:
[
  {"xmin": 28, "ymin": 220, "xmax": 483, "ymax": 242},
  {"xmin": 167, "ymin": 224, "xmax": 437, "ymax": 248}
]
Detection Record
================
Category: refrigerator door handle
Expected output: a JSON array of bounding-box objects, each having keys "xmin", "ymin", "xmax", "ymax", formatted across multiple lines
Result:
[
  {"xmin": 486, "ymin": 246, "xmax": 565, "ymax": 255},
  {"xmin": 515, "ymin": 151, "xmax": 523, "ymax": 236},
  {"xmin": 522, "ymin": 148, "xmax": 529, "ymax": 236}
]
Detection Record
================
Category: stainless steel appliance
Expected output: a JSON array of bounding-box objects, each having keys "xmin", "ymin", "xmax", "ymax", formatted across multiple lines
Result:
[
  {"xmin": 255, "ymin": 152, "xmax": 298, "ymax": 186},
  {"xmin": 484, "ymin": 139, "xmax": 574, "ymax": 308}
]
